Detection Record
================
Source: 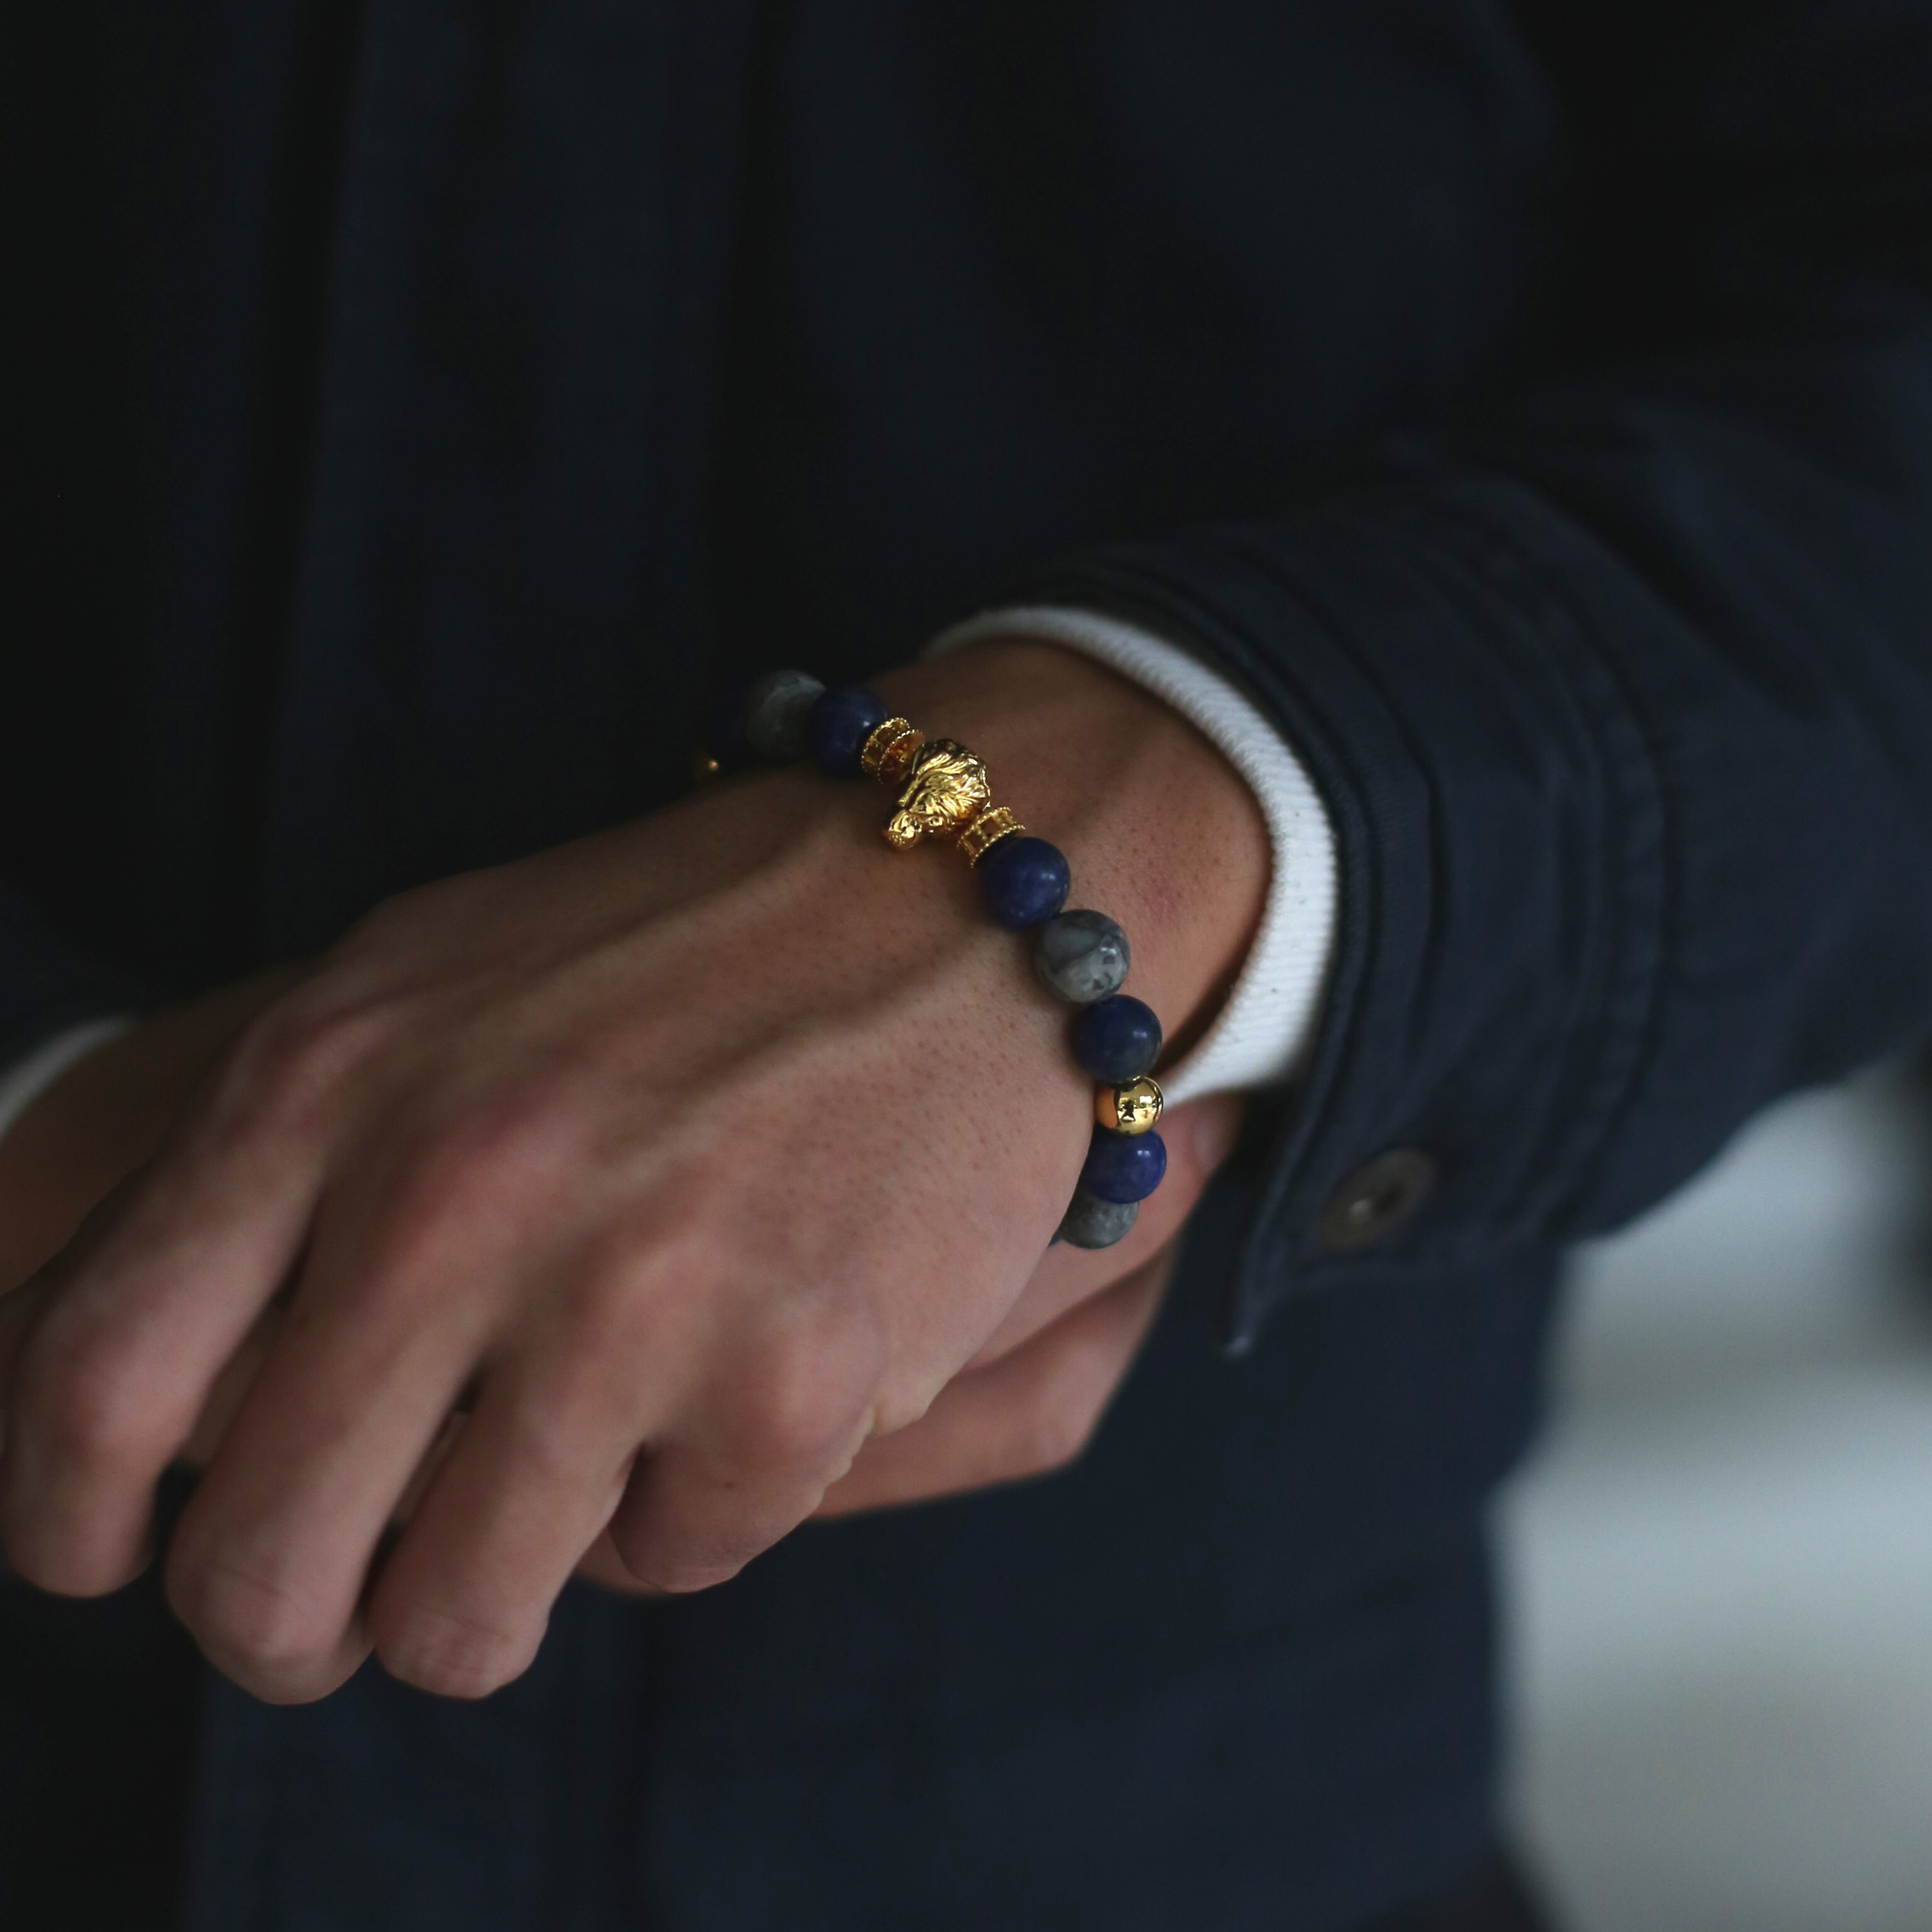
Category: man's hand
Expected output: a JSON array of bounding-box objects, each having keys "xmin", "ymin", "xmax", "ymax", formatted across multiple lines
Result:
[
  {"xmin": 810, "ymin": 1088, "xmax": 1242, "ymax": 1519},
  {"xmin": 0, "ymin": 643, "xmax": 1266, "ymax": 1702}
]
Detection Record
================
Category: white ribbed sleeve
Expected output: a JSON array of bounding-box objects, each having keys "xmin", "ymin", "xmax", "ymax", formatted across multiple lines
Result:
[
  {"xmin": 927, "ymin": 606, "xmax": 1338, "ymax": 1104},
  {"xmin": 0, "ymin": 1015, "xmax": 134, "ymax": 1153}
]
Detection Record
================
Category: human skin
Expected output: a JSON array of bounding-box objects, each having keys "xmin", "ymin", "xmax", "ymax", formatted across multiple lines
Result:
[{"xmin": 0, "ymin": 641, "xmax": 1266, "ymax": 1703}]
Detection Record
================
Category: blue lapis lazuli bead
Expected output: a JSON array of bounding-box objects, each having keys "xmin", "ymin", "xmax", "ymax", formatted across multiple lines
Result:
[
  {"xmin": 977, "ymin": 836, "xmax": 1070, "ymax": 930},
  {"xmin": 1071, "ymin": 995, "xmax": 1162, "ymax": 1083},
  {"xmin": 806, "ymin": 685, "xmax": 891, "ymax": 775},
  {"xmin": 1079, "ymin": 1125, "xmax": 1167, "ymax": 1204}
]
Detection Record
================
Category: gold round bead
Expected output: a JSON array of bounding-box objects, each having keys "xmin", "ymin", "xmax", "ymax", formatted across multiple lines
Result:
[{"xmin": 1097, "ymin": 1076, "xmax": 1164, "ymax": 1136}]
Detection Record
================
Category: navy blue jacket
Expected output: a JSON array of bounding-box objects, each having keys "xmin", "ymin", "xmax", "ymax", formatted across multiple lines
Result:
[{"xmin": 5, "ymin": 5, "xmax": 1931, "ymax": 1927}]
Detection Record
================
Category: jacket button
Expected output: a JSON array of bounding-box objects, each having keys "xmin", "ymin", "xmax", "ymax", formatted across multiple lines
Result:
[{"xmin": 1318, "ymin": 1149, "xmax": 1437, "ymax": 1252}]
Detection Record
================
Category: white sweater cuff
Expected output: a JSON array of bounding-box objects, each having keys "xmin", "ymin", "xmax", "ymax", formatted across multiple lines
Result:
[
  {"xmin": 0, "ymin": 1015, "xmax": 135, "ymax": 1153},
  {"xmin": 926, "ymin": 607, "xmax": 1338, "ymax": 1103}
]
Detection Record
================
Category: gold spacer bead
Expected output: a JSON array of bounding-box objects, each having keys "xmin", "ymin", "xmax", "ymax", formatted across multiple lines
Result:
[
  {"xmin": 1096, "ymin": 1076, "xmax": 1164, "ymax": 1136},
  {"xmin": 878, "ymin": 731, "xmax": 927, "ymax": 788},
  {"xmin": 692, "ymin": 749, "xmax": 724, "ymax": 786},
  {"xmin": 958, "ymin": 805, "xmax": 1025, "ymax": 866},
  {"xmin": 860, "ymin": 717, "xmax": 925, "ymax": 784}
]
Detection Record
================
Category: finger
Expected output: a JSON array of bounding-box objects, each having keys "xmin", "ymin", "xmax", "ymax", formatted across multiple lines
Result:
[
  {"xmin": 0, "ymin": 1170, "xmax": 150, "ymax": 1434},
  {"xmin": 0, "ymin": 1044, "xmax": 331, "ymax": 1598},
  {"xmin": 574, "ymin": 1526, "xmax": 666, "ymax": 1597},
  {"xmin": 393, "ymin": 1409, "xmax": 467, "ymax": 1526},
  {"xmin": 176, "ymin": 1307, "xmax": 464, "ymax": 1495},
  {"xmin": 180, "ymin": 1309, "xmax": 283, "ymax": 1468},
  {"xmin": 814, "ymin": 1244, "xmax": 1174, "ymax": 1519},
  {"xmin": 969, "ymin": 1092, "xmax": 1240, "ymax": 1368},
  {"xmin": 363, "ymin": 1348, "xmax": 644, "ymax": 1700},
  {"xmin": 603, "ymin": 1296, "xmax": 889, "ymax": 1594},
  {"xmin": 162, "ymin": 1160, "xmax": 518, "ymax": 1705}
]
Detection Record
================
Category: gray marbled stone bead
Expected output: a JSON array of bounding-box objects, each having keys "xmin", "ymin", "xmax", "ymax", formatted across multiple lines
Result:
[
  {"xmin": 1054, "ymin": 1189, "xmax": 1139, "ymax": 1250},
  {"xmin": 743, "ymin": 670, "xmax": 827, "ymax": 760},
  {"xmin": 1033, "ymin": 910, "xmax": 1130, "ymax": 1003}
]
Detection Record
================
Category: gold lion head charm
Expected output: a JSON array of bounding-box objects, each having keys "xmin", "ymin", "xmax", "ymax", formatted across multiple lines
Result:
[{"xmin": 884, "ymin": 739, "xmax": 992, "ymax": 850}]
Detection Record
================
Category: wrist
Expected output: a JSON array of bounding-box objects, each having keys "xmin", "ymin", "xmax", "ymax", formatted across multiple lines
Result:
[
  {"xmin": 873, "ymin": 641, "xmax": 1269, "ymax": 1060},
  {"xmin": 670, "ymin": 641, "xmax": 1260, "ymax": 1249}
]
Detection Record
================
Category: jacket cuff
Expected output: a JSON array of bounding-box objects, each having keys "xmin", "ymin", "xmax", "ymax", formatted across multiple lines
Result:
[{"xmin": 1009, "ymin": 482, "xmax": 1669, "ymax": 1350}]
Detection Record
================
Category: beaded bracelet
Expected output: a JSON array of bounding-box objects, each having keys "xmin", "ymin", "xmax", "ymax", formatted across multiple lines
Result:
[{"xmin": 703, "ymin": 670, "xmax": 1166, "ymax": 1250}]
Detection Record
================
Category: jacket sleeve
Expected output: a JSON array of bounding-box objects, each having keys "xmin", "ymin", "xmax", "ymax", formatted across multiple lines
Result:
[{"xmin": 1024, "ymin": 2, "xmax": 1932, "ymax": 1344}]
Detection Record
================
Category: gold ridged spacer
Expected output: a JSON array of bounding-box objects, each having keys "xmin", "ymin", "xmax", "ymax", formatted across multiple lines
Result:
[
  {"xmin": 860, "ymin": 717, "xmax": 925, "ymax": 784},
  {"xmin": 1096, "ymin": 1077, "xmax": 1164, "ymax": 1135},
  {"xmin": 958, "ymin": 806, "xmax": 1025, "ymax": 866}
]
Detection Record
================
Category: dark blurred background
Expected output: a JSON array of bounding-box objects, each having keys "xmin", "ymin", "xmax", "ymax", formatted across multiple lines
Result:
[{"xmin": 1499, "ymin": 1062, "xmax": 1932, "ymax": 1930}]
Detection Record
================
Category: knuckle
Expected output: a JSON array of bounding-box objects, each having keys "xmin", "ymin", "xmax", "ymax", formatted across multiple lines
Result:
[
  {"xmin": 488, "ymin": 1401, "xmax": 630, "ymax": 1511},
  {"xmin": 377, "ymin": 1077, "xmax": 596, "ymax": 1269},
  {"xmin": 24, "ymin": 1327, "xmax": 177, "ymax": 1478},
  {"xmin": 551, "ymin": 1210, "xmax": 724, "ymax": 1370},
  {"xmin": 718, "ymin": 1314, "xmax": 884, "ymax": 1470},
  {"xmin": 372, "ymin": 1598, "xmax": 538, "ymax": 1701},
  {"xmin": 168, "ymin": 1551, "xmax": 339, "ymax": 1685},
  {"xmin": 370, "ymin": 1155, "xmax": 484, "ymax": 1282},
  {"xmin": 361, "ymin": 1102, "xmax": 582, "ymax": 1305},
  {"xmin": 531, "ymin": 1316, "xmax": 653, "ymax": 1444},
  {"xmin": 220, "ymin": 992, "xmax": 401, "ymax": 1136}
]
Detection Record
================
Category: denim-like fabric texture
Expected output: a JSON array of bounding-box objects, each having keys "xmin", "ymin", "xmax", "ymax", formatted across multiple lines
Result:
[{"xmin": 6, "ymin": 3, "xmax": 1931, "ymax": 1925}]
